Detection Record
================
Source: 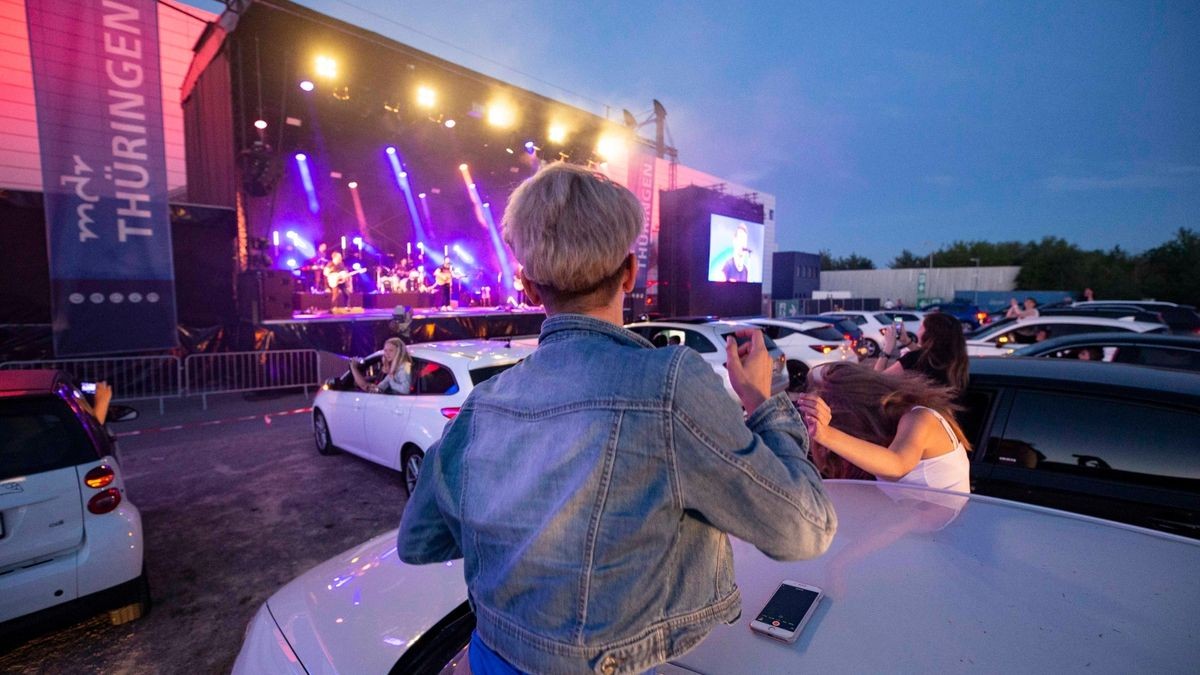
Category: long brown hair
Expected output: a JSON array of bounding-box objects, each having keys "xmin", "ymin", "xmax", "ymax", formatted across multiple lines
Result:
[
  {"xmin": 912, "ymin": 311, "xmax": 969, "ymax": 392},
  {"xmin": 809, "ymin": 362, "xmax": 970, "ymax": 450}
]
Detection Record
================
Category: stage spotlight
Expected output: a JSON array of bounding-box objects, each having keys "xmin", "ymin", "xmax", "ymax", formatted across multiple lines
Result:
[
  {"xmin": 444, "ymin": 119, "xmax": 456, "ymax": 128},
  {"xmin": 353, "ymin": 236, "xmax": 364, "ymax": 247},
  {"xmin": 254, "ymin": 119, "xmax": 268, "ymax": 130},
  {"xmin": 341, "ymin": 235, "xmax": 347, "ymax": 250},
  {"xmin": 352, "ymin": 262, "xmax": 363, "ymax": 271},
  {"xmin": 287, "ymin": 258, "xmax": 298, "ymax": 268},
  {"xmin": 348, "ymin": 181, "xmax": 359, "ymax": 189},
  {"xmin": 399, "ymin": 171, "xmax": 407, "ymax": 178},
  {"xmin": 272, "ymin": 231, "xmax": 280, "ymax": 247},
  {"xmin": 315, "ymin": 55, "xmax": 338, "ymax": 79},
  {"xmin": 299, "ymin": 80, "xmax": 315, "ymax": 92},
  {"xmin": 295, "ymin": 153, "xmax": 307, "ymax": 161},
  {"xmin": 487, "ymin": 102, "xmax": 515, "ymax": 128},
  {"xmin": 506, "ymin": 148, "xmax": 514, "ymax": 154},
  {"xmin": 385, "ymin": 146, "xmax": 396, "ymax": 155},
  {"xmin": 596, "ymin": 134, "xmax": 625, "ymax": 161},
  {"xmin": 416, "ymin": 85, "xmax": 436, "ymax": 109},
  {"xmin": 286, "ymin": 230, "xmax": 297, "ymax": 240},
  {"xmin": 418, "ymin": 192, "xmax": 426, "ymax": 199},
  {"xmin": 459, "ymin": 163, "xmax": 468, "ymax": 172},
  {"xmin": 548, "ymin": 123, "xmax": 567, "ymax": 144}
]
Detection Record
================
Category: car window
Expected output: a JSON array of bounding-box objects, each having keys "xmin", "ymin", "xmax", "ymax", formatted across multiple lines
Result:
[
  {"xmin": 469, "ymin": 362, "xmax": 522, "ymax": 385},
  {"xmin": 1112, "ymin": 346, "xmax": 1200, "ymax": 372},
  {"xmin": 758, "ymin": 325, "xmax": 795, "ymax": 340},
  {"xmin": 412, "ymin": 359, "xmax": 459, "ymax": 395},
  {"xmin": 958, "ymin": 387, "xmax": 997, "ymax": 451},
  {"xmin": 987, "ymin": 391, "xmax": 1200, "ymax": 491},
  {"xmin": 1, "ymin": 395, "xmax": 99, "ymax": 481},
  {"xmin": 874, "ymin": 313, "xmax": 892, "ymax": 324},
  {"xmin": 801, "ymin": 325, "xmax": 845, "ymax": 341}
]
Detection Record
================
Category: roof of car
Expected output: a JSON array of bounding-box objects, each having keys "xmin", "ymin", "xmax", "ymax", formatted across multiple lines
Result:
[
  {"xmin": 969, "ymin": 315, "xmax": 1165, "ymax": 338},
  {"xmin": 1014, "ymin": 331, "xmax": 1200, "ymax": 354},
  {"xmin": 261, "ymin": 481, "xmax": 1200, "ymax": 673},
  {"xmin": 0, "ymin": 369, "xmax": 66, "ymax": 395},
  {"xmin": 745, "ymin": 317, "xmax": 839, "ymax": 331},
  {"xmin": 968, "ymin": 355, "xmax": 1200, "ymax": 398},
  {"xmin": 405, "ymin": 338, "xmax": 537, "ymax": 364}
]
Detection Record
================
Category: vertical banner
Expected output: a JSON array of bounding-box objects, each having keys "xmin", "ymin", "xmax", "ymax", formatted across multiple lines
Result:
[
  {"xmin": 26, "ymin": 0, "xmax": 178, "ymax": 355},
  {"xmin": 626, "ymin": 150, "xmax": 656, "ymax": 292}
]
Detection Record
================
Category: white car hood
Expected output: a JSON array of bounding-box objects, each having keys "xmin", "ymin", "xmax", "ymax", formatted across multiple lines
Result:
[
  {"xmin": 259, "ymin": 484, "xmax": 1200, "ymax": 673},
  {"xmin": 265, "ymin": 530, "xmax": 466, "ymax": 675}
]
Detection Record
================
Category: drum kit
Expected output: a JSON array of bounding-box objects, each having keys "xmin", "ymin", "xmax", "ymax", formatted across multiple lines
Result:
[{"xmin": 377, "ymin": 265, "xmax": 429, "ymax": 293}]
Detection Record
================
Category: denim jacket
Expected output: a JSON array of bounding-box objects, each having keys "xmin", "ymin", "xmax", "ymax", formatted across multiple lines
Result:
[{"xmin": 398, "ymin": 314, "xmax": 837, "ymax": 674}]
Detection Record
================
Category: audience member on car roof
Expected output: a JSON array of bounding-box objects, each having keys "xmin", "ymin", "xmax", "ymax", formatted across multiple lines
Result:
[
  {"xmin": 799, "ymin": 362, "xmax": 971, "ymax": 493},
  {"xmin": 397, "ymin": 162, "xmax": 837, "ymax": 675},
  {"xmin": 1006, "ymin": 297, "xmax": 1040, "ymax": 320},
  {"xmin": 875, "ymin": 311, "xmax": 969, "ymax": 395}
]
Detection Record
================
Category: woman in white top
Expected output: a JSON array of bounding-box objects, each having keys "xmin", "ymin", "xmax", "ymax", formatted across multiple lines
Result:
[
  {"xmin": 350, "ymin": 337, "xmax": 413, "ymax": 394},
  {"xmin": 797, "ymin": 362, "xmax": 971, "ymax": 493}
]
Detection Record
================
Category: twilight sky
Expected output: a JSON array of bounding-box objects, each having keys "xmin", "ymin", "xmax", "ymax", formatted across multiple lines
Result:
[{"xmin": 184, "ymin": 0, "xmax": 1200, "ymax": 266}]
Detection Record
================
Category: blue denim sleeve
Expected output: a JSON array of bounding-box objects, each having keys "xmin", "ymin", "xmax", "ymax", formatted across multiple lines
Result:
[
  {"xmin": 668, "ymin": 349, "xmax": 837, "ymax": 560},
  {"xmin": 397, "ymin": 420, "xmax": 464, "ymax": 564}
]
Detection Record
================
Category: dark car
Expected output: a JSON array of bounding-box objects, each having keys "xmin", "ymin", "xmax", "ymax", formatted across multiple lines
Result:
[
  {"xmin": 1073, "ymin": 301, "xmax": 1200, "ymax": 336},
  {"xmin": 782, "ymin": 314, "xmax": 863, "ymax": 348},
  {"xmin": 1012, "ymin": 332, "xmax": 1200, "ymax": 372},
  {"xmin": 922, "ymin": 301, "xmax": 989, "ymax": 330},
  {"xmin": 960, "ymin": 358, "xmax": 1200, "ymax": 539}
]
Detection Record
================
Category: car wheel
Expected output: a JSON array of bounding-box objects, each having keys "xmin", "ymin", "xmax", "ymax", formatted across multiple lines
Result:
[
  {"xmin": 314, "ymin": 409, "xmax": 338, "ymax": 455},
  {"xmin": 109, "ymin": 570, "xmax": 151, "ymax": 626},
  {"xmin": 863, "ymin": 339, "xmax": 880, "ymax": 358},
  {"xmin": 401, "ymin": 445, "xmax": 425, "ymax": 498},
  {"xmin": 786, "ymin": 360, "xmax": 809, "ymax": 392}
]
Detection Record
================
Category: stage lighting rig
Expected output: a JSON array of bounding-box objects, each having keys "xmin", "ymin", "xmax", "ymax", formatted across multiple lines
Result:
[
  {"xmin": 416, "ymin": 85, "xmax": 436, "ymax": 109},
  {"xmin": 315, "ymin": 55, "xmax": 338, "ymax": 79},
  {"xmin": 547, "ymin": 123, "xmax": 568, "ymax": 144}
]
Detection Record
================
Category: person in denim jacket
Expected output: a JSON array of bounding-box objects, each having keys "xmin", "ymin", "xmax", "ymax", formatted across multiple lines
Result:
[{"xmin": 398, "ymin": 163, "xmax": 837, "ymax": 675}]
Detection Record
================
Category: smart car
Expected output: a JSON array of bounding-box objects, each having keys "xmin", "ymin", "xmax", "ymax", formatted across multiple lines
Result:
[
  {"xmin": 312, "ymin": 338, "xmax": 537, "ymax": 496},
  {"xmin": 0, "ymin": 370, "xmax": 147, "ymax": 634}
]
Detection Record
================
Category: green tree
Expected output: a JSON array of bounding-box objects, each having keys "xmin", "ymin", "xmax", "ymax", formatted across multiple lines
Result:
[
  {"xmin": 821, "ymin": 250, "xmax": 876, "ymax": 270},
  {"xmin": 1136, "ymin": 228, "xmax": 1200, "ymax": 306}
]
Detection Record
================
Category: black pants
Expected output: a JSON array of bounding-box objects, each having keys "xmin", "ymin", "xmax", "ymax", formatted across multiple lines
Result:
[
  {"xmin": 439, "ymin": 283, "xmax": 451, "ymax": 307},
  {"xmin": 330, "ymin": 283, "xmax": 349, "ymax": 308}
]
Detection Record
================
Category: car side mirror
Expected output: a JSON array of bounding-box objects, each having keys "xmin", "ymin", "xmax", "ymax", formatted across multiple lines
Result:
[{"xmin": 108, "ymin": 404, "xmax": 139, "ymax": 423}]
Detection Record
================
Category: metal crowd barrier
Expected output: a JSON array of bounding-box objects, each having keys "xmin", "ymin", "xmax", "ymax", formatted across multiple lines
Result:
[
  {"xmin": 0, "ymin": 355, "xmax": 182, "ymax": 413},
  {"xmin": 0, "ymin": 349, "xmax": 322, "ymax": 412},
  {"xmin": 184, "ymin": 349, "xmax": 321, "ymax": 409}
]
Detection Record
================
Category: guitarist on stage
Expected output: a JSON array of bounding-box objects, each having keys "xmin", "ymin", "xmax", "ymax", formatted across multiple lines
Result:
[
  {"xmin": 434, "ymin": 260, "xmax": 454, "ymax": 310},
  {"xmin": 324, "ymin": 250, "xmax": 352, "ymax": 310}
]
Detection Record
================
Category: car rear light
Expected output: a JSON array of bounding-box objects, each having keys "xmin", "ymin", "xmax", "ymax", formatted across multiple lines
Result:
[
  {"xmin": 1192, "ymin": 327, "xmax": 1200, "ymax": 336},
  {"xmin": 440, "ymin": 407, "xmax": 460, "ymax": 419},
  {"xmin": 810, "ymin": 345, "xmax": 836, "ymax": 354},
  {"xmin": 84, "ymin": 465, "xmax": 115, "ymax": 489},
  {"xmin": 976, "ymin": 312, "xmax": 988, "ymax": 324},
  {"xmin": 87, "ymin": 487, "xmax": 122, "ymax": 514}
]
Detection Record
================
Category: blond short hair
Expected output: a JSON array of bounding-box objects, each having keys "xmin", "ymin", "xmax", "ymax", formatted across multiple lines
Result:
[{"xmin": 502, "ymin": 162, "xmax": 643, "ymax": 295}]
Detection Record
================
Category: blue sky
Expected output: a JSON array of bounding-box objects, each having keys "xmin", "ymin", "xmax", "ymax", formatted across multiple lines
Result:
[{"xmin": 184, "ymin": 0, "xmax": 1199, "ymax": 266}]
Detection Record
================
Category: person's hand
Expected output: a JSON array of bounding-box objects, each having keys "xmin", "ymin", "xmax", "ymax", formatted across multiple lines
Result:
[
  {"xmin": 796, "ymin": 393, "xmax": 831, "ymax": 445},
  {"xmin": 882, "ymin": 326, "xmax": 897, "ymax": 353},
  {"xmin": 896, "ymin": 325, "xmax": 909, "ymax": 348},
  {"xmin": 93, "ymin": 381, "xmax": 113, "ymax": 425},
  {"xmin": 725, "ymin": 329, "xmax": 771, "ymax": 412}
]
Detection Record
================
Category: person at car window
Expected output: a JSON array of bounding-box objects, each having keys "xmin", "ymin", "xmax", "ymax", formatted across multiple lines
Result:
[
  {"xmin": 875, "ymin": 312, "xmax": 969, "ymax": 395},
  {"xmin": 799, "ymin": 362, "xmax": 971, "ymax": 493},
  {"xmin": 350, "ymin": 337, "xmax": 412, "ymax": 394},
  {"xmin": 1006, "ymin": 297, "xmax": 1039, "ymax": 321},
  {"xmin": 397, "ymin": 162, "xmax": 837, "ymax": 675}
]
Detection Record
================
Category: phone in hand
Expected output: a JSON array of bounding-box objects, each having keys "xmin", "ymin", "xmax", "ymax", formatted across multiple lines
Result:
[
  {"xmin": 892, "ymin": 315, "xmax": 904, "ymax": 333},
  {"xmin": 749, "ymin": 580, "xmax": 823, "ymax": 643},
  {"xmin": 81, "ymin": 381, "xmax": 97, "ymax": 394}
]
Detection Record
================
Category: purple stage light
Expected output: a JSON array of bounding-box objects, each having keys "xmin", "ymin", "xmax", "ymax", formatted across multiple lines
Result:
[
  {"xmin": 299, "ymin": 80, "xmax": 315, "ymax": 92},
  {"xmin": 272, "ymin": 231, "xmax": 280, "ymax": 246},
  {"xmin": 295, "ymin": 154, "xmax": 319, "ymax": 213},
  {"xmin": 385, "ymin": 146, "xmax": 397, "ymax": 155},
  {"xmin": 287, "ymin": 258, "xmax": 298, "ymax": 268}
]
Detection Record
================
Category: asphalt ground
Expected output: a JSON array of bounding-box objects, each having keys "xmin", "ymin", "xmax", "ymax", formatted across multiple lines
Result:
[{"xmin": 0, "ymin": 391, "xmax": 410, "ymax": 673}]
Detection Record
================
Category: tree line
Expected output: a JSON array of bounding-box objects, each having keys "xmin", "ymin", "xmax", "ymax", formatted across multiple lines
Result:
[{"xmin": 819, "ymin": 228, "xmax": 1198, "ymax": 306}]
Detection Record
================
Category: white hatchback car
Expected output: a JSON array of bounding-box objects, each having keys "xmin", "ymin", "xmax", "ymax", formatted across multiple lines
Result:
[
  {"xmin": 742, "ymin": 317, "xmax": 854, "ymax": 390},
  {"xmin": 0, "ymin": 370, "xmax": 147, "ymax": 630},
  {"xmin": 232, "ymin": 481, "xmax": 1200, "ymax": 673},
  {"xmin": 623, "ymin": 320, "xmax": 789, "ymax": 399},
  {"xmin": 312, "ymin": 338, "xmax": 537, "ymax": 495},
  {"xmin": 966, "ymin": 316, "xmax": 1167, "ymax": 357},
  {"xmin": 820, "ymin": 311, "xmax": 924, "ymax": 358}
]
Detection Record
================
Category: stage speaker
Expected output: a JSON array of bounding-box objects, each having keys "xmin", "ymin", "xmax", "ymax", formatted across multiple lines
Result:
[
  {"xmin": 772, "ymin": 251, "xmax": 821, "ymax": 300},
  {"xmin": 238, "ymin": 270, "xmax": 295, "ymax": 322}
]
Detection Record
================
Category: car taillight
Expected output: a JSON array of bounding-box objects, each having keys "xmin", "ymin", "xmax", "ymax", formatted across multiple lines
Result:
[
  {"xmin": 810, "ymin": 344, "xmax": 835, "ymax": 354},
  {"xmin": 976, "ymin": 312, "xmax": 988, "ymax": 323},
  {"xmin": 84, "ymin": 465, "xmax": 115, "ymax": 489},
  {"xmin": 441, "ymin": 407, "xmax": 460, "ymax": 419},
  {"xmin": 1192, "ymin": 326, "xmax": 1200, "ymax": 336},
  {"xmin": 87, "ymin": 487, "xmax": 122, "ymax": 514}
]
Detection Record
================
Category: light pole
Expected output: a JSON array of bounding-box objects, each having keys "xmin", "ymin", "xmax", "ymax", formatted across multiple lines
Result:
[{"xmin": 970, "ymin": 257, "xmax": 981, "ymax": 304}]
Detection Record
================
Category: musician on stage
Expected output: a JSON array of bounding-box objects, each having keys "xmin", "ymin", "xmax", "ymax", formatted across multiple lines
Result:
[
  {"xmin": 324, "ymin": 250, "xmax": 351, "ymax": 309},
  {"xmin": 434, "ymin": 260, "xmax": 454, "ymax": 310}
]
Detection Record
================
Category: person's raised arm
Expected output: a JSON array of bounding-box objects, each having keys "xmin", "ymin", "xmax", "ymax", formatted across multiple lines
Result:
[
  {"xmin": 798, "ymin": 397, "xmax": 938, "ymax": 480},
  {"xmin": 670, "ymin": 344, "xmax": 836, "ymax": 561}
]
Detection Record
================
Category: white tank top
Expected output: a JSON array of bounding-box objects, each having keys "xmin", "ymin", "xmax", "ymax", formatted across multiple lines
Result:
[{"xmin": 893, "ymin": 406, "xmax": 971, "ymax": 493}]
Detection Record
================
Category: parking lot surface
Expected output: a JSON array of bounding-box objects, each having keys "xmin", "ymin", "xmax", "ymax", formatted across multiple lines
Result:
[{"xmin": 0, "ymin": 391, "xmax": 409, "ymax": 673}]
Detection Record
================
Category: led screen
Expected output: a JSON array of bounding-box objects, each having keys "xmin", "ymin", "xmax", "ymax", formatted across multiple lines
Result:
[{"xmin": 707, "ymin": 214, "xmax": 764, "ymax": 283}]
